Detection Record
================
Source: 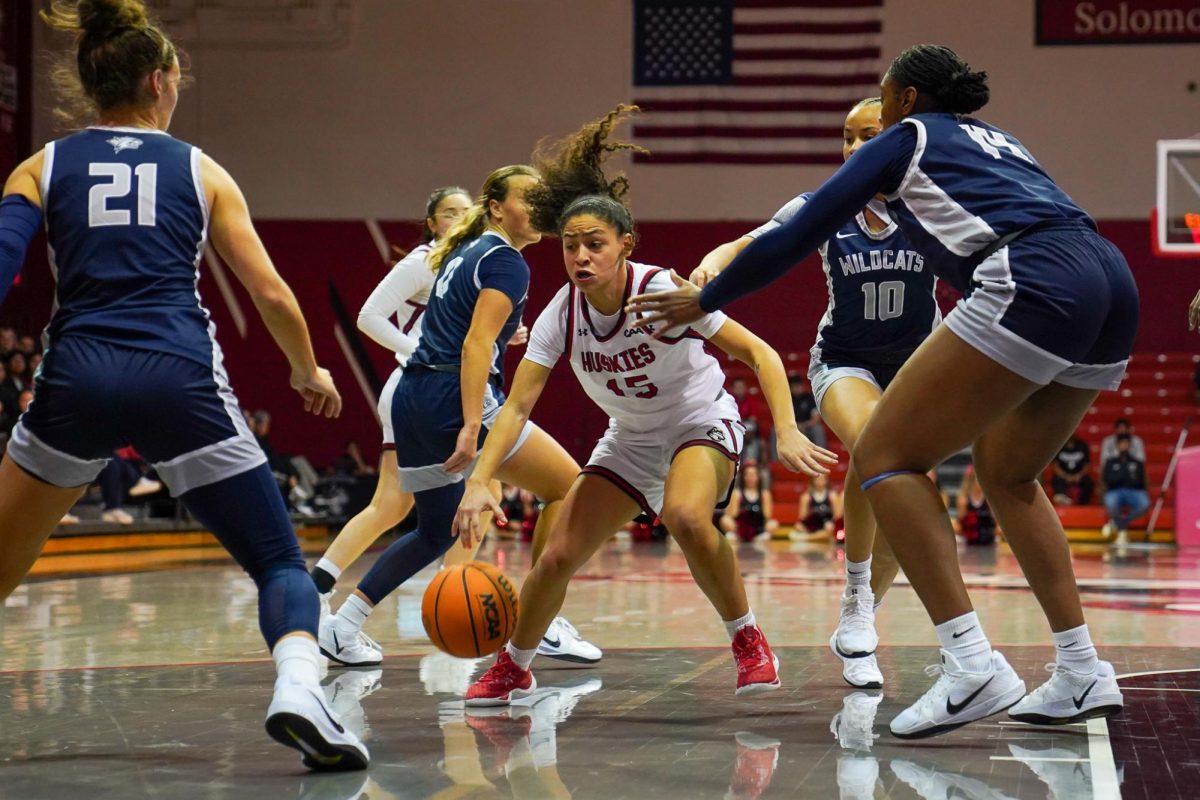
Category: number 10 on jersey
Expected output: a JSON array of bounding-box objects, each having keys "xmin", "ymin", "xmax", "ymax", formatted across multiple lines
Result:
[{"xmin": 862, "ymin": 280, "xmax": 905, "ymax": 321}]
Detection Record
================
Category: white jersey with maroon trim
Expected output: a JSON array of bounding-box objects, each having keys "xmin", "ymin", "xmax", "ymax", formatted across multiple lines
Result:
[
  {"xmin": 357, "ymin": 243, "xmax": 435, "ymax": 367},
  {"xmin": 525, "ymin": 261, "xmax": 738, "ymax": 434}
]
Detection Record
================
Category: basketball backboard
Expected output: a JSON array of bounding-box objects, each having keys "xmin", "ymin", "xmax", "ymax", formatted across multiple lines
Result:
[{"xmin": 1155, "ymin": 139, "xmax": 1200, "ymax": 257}]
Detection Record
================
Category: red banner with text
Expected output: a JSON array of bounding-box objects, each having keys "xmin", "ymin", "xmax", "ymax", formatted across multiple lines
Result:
[{"xmin": 1038, "ymin": 0, "xmax": 1200, "ymax": 45}]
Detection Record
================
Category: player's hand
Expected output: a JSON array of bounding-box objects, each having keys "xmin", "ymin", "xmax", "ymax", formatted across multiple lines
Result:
[
  {"xmin": 626, "ymin": 270, "xmax": 705, "ymax": 337},
  {"xmin": 510, "ymin": 323, "xmax": 530, "ymax": 347},
  {"xmin": 1189, "ymin": 289, "xmax": 1200, "ymax": 331},
  {"xmin": 690, "ymin": 263, "xmax": 720, "ymax": 288},
  {"xmin": 454, "ymin": 479, "xmax": 505, "ymax": 550},
  {"xmin": 290, "ymin": 367, "xmax": 342, "ymax": 418},
  {"xmin": 442, "ymin": 425, "xmax": 479, "ymax": 474},
  {"xmin": 775, "ymin": 425, "xmax": 838, "ymax": 476}
]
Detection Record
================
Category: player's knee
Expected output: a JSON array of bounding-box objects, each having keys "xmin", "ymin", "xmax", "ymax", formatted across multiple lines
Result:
[
  {"xmin": 530, "ymin": 545, "xmax": 577, "ymax": 582},
  {"xmin": 661, "ymin": 505, "xmax": 713, "ymax": 545}
]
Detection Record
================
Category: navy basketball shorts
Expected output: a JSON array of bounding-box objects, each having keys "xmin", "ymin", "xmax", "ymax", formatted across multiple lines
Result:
[
  {"xmin": 391, "ymin": 369, "xmax": 534, "ymax": 493},
  {"xmin": 8, "ymin": 336, "xmax": 265, "ymax": 491},
  {"xmin": 808, "ymin": 350, "xmax": 902, "ymax": 411},
  {"xmin": 944, "ymin": 222, "xmax": 1139, "ymax": 390}
]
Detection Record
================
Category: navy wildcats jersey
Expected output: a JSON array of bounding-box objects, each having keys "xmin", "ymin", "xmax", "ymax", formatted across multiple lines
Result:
[
  {"xmin": 749, "ymin": 194, "xmax": 938, "ymax": 366},
  {"xmin": 881, "ymin": 114, "xmax": 1094, "ymax": 291},
  {"xmin": 42, "ymin": 127, "xmax": 214, "ymax": 365},
  {"xmin": 409, "ymin": 231, "xmax": 529, "ymax": 383}
]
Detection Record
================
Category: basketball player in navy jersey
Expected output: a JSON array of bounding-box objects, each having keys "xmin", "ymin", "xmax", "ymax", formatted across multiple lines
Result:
[
  {"xmin": 692, "ymin": 98, "xmax": 937, "ymax": 691},
  {"xmin": 631, "ymin": 45, "xmax": 1132, "ymax": 738},
  {"xmin": 320, "ymin": 166, "xmax": 601, "ymax": 668},
  {"xmin": 0, "ymin": 0, "xmax": 365, "ymax": 769}
]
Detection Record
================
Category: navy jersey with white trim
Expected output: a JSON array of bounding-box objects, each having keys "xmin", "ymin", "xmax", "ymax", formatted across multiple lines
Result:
[
  {"xmin": 750, "ymin": 193, "xmax": 937, "ymax": 366},
  {"xmin": 701, "ymin": 112, "xmax": 1095, "ymax": 308},
  {"xmin": 409, "ymin": 231, "xmax": 529, "ymax": 382},
  {"xmin": 43, "ymin": 127, "xmax": 213, "ymax": 366}
]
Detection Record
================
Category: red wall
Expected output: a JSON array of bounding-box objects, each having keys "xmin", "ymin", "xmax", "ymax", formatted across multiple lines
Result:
[{"xmin": 1, "ymin": 219, "xmax": 1193, "ymax": 467}]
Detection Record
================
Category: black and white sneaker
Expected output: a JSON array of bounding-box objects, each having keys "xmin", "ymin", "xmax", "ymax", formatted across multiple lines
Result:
[
  {"xmin": 265, "ymin": 675, "xmax": 369, "ymax": 771},
  {"xmin": 889, "ymin": 650, "xmax": 1025, "ymax": 739},
  {"xmin": 1008, "ymin": 660, "xmax": 1123, "ymax": 725},
  {"xmin": 318, "ymin": 615, "xmax": 383, "ymax": 667},
  {"xmin": 536, "ymin": 617, "xmax": 601, "ymax": 667}
]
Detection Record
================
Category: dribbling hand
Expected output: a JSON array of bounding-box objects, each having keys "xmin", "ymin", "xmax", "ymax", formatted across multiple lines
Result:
[
  {"xmin": 454, "ymin": 480, "xmax": 506, "ymax": 550},
  {"xmin": 442, "ymin": 426, "xmax": 479, "ymax": 475},
  {"xmin": 290, "ymin": 367, "xmax": 342, "ymax": 418},
  {"xmin": 775, "ymin": 426, "xmax": 838, "ymax": 476}
]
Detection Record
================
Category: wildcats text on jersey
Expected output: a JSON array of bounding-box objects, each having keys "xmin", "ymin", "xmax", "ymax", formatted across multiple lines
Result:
[{"xmin": 837, "ymin": 249, "xmax": 925, "ymax": 277}]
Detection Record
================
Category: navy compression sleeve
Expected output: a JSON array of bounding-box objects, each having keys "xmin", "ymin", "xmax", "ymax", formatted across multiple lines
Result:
[
  {"xmin": 698, "ymin": 124, "xmax": 917, "ymax": 313},
  {"xmin": 0, "ymin": 195, "xmax": 43, "ymax": 306}
]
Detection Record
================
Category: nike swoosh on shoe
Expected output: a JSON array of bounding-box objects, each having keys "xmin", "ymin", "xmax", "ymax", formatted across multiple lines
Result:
[
  {"xmin": 1073, "ymin": 680, "xmax": 1098, "ymax": 710},
  {"xmin": 945, "ymin": 676, "xmax": 994, "ymax": 715}
]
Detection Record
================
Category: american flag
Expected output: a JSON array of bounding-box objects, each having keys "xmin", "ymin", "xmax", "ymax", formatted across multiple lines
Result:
[{"xmin": 632, "ymin": 0, "xmax": 884, "ymax": 165}]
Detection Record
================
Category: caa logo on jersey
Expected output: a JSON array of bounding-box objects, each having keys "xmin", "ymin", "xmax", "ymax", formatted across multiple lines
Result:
[
  {"xmin": 706, "ymin": 427, "xmax": 727, "ymax": 443},
  {"xmin": 106, "ymin": 136, "xmax": 143, "ymax": 154}
]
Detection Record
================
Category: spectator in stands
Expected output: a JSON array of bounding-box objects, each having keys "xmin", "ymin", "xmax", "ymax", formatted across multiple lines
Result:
[
  {"xmin": 0, "ymin": 361, "xmax": 16, "ymax": 424},
  {"xmin": 788, "ymin": 372, "xmax": 827, "ymax": 448},
  {"xmin": 496, "ymin": 483, "xmax": 538, "ymax": 541},
  {"xmin": 720, "ymin": 460, "xmax": 778, "ymax": 542},
  {"xmin": 1050, "ymin": 433, "xmax": 1094, "ymax": 506},
  {"xmin": 251, "ymin": 409, "xmax": 309, "ymax": 512},
  {"xmin": 96, "ymin": 449, "xmax": 163, "ymax": 525},
  {"xmin": 729, "ymin": 376, "xmax": 767, "ymax": 431},
  {"xmin": 1102, "ymin": 434, "xmax": 1149, "ymax": 546},
  {"xmin": 17, "ymin": 389, "xmax": 32, "ymax": 415},
  {"xmin": 1100, "ymin": 418, "xmax": 1145, "ymax": 465},
  {"xmin": 330, "ymin": 439, "xmax": 375, "ymax": 477},
  {"xmin": 796, "ymin": 473, "xmax": 843, "ymax": 541},
  {"xmin": 4, "ymin": 352, "xmax": 29, "ymax": 395},
  {"xmin": 28, "ymin": 351, "xmax": 42, "ymax": 377},
  {"xmin": 741, "ymin": 417, "xmax": 770, "ymax": 465},
  {"xmin": 0, "ymin": 396, "xmax": 11, "ymax": 442},
  {"xmin": 0, "ymin": 327, "xmax": 15, "ymax": 359},
  {"xmin": 17, "ymin": 335, "xmax": 36, "ymax": 356},
  {"xmin": 954, "ymin": 465, "xmax": 996, "ymax": 545}
]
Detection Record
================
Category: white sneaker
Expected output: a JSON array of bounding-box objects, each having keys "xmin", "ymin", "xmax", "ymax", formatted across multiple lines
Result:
[
  {"xmin": 265, "ymin": 675, "xmax": 369, "ymax": 771},
  {"xmin": 1008, "ymin": 660, "xmax": 1123, "ymax": 725},
  {"xmin": 889, "ymin": 650, "xmax": 1026, "ymax": 739},
  {"xmin": 101, "ymin": 508, "xmax": 135, "ymax": 525},
  {"xmin": 321, "ymin": 669, "xmax": 382, "ymax": 740},
  {"xmin": 318, "ymin": 590, "xmax": 333, "ymax": 621},
  {"xmin": 318, "ymin": 615, "xmax": 383, "ymax": 667},
  {"xmin": 832, "ymin": 587, "xmax": 879, "ymax": 658},
  {"xmin": 891, "ymin": 759, "xmax": 1018, "ymax": 800},
  {"xmin": 837, "ymin": 756, "xmax": 880, "ymax": 800},
  {"xmin": 832, "ymin": 641, "xmax": 884, "ymax": 689},
  {"xmin": 536, "ymin": 617, "xmax": 602, "ymax": 667},
  {"xmin": 830, "ymin": 692, "xmax": 882, "ymax": 752},
  {"xmin": 128, "ymin": 477, "xmax": 162, "ymax": 497}
]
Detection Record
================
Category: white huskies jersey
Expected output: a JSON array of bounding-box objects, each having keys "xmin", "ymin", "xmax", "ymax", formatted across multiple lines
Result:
[
  {"xmin": 358, "ymin": 243, "xmax": 435, "ymax": 367},
  {"xmin": 525, "ymin": 262, "xmax": 738, "ymax": 433}
]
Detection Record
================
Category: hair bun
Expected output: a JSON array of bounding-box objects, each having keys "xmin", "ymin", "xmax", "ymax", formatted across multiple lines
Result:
[{"xmin": 77, "ymin": 0, "xmax": 148, "ymax": 38}]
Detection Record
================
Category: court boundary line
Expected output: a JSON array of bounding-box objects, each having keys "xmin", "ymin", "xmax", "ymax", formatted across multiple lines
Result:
[{"xmin": 1086, "ymin": 717, "xmax": 1121, "ymax": 800}]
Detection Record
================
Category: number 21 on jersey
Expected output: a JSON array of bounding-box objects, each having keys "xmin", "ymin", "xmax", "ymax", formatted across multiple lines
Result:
[{"xmin": 89, "ymin": 162, "xmax": 157, "ymax": 227}]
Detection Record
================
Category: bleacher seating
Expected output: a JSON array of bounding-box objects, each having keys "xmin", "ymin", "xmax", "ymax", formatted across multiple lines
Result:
[{"xmin": 719, "ymin": 351, "xmax": 1196, "ymax": 537}]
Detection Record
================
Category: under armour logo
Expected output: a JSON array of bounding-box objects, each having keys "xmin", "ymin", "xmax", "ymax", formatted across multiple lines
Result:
[{"xmin": 106, "ymin": 136, "xmax": 143, "ymax": 154}]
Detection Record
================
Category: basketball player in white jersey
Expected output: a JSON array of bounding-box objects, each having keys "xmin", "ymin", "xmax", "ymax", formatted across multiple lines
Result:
[{"xmin": 453, "ymin": 108, "xmax": 837, "ymax": 705}]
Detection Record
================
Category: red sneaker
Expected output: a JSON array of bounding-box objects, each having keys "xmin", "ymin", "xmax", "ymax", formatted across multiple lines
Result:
[
  {"xmin": 732, "ymin": 625, "xmax": 781, "ymax": 696},
  {"xmin": 728, "ymin": 732, "xmax": 781, "ymax": 800},
  {"xmin": 464, "ymin": 651, "xmax": 537, "ymax": 707}
]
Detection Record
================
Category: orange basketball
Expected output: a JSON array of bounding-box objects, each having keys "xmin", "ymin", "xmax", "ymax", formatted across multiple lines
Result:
[{"xmin": 421, "ymin": 561, "xmax": 519, "ymax": 658}]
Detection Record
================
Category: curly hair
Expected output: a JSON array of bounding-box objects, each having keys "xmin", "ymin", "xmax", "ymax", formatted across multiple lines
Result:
[{"xmin": 525, "ymin": 104, "xmax": 649, "ymax": 237}]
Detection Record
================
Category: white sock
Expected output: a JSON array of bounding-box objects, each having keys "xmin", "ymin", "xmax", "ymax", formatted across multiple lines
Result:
[
  {"xmin": 334, "ymin": 593, "xmax": 373, "ymax": 634},
  {"xmin": 873, "ymin": 597, "xmax": 884, "ymax": 611},
  {"xmin": 1052, "ymin": 624, "xmax": 1099, "ymax": 674},
  {"xmin": 505, "ymin": 642, "xmax": 537, "ymax": 671},
  {"xmin": 934, "ymin": 611, "xmax": 993, "ymax": 673},
  {"xmin": 846, "ymin": 556, "xmax": 872, "ymax": 589},
  {"xmin": 723, "ymin": 609, "xmax": 756, "ymax": 640},
  {"xmin": 315, "ymin": 557, "xmax": 342, "ymax": 582},
  {"xmin": 273, "ymin": 635, "xmax": 322, "ymax": 686}
]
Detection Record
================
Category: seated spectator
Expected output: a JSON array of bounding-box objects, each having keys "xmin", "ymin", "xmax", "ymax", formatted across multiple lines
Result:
[
  {"xmin": 1102, "ymin": 433, "xmax": 1150, "ymax": 546},
  {"xmin": 16, "ymin": 388, "xmax": 32, "ymax": 415},
  {"xmin": 954, "ymin": 465, "xmax": 997, "ymax": 545},
  {"xmin": 3, "ymin": 351, "xmax": 29, "ymax": 397},
  {"xmin": 0, "ymin": 361, "xmax": 14, "ymax": 419},
  {"xmin": 28, "ymin": 351, "xmax": 42, "ymax": 377},
  {"xmin": 729, "ymin": 376, "xmax": 767, "ymax": 433},
  {"xmin": 795, "ymin": 473, "xmax": 843, "ymax": 541},
  {"xmin": 0, "ymin": 327, "xmax": 15, "ymax": 360},
  {"xmin": 720, "ymin": 461, "xmax": 778, "ymax": 542},
  {"xmin": 1050, "ymin": 433, "xmax": 1094, "ymax": 505},
  {"xmin": 741, "ymin": 417, "xmax": 770, "ymax": 465},
  {"xmin": 17, "ymin": 335, "xmax": 36, "ymax": 356},
  {"xmin": 96, "ymin": 449, "xmax": 162, "ymax": 525},
  {"xmin": 788, "ymin": 372, "xmax": 827, "ymax": 448},
  {"xmin": 330, "ymin": 439, "xmax": 375, "ymax": 477},
  {"xmin": 496, "ymin": 483, "xmax": 538, "ymax": 541},
  {"xmin": 1100, "ymin": 418, "xmax": 1145, "ymax": 465}
]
